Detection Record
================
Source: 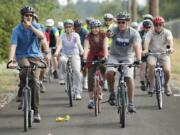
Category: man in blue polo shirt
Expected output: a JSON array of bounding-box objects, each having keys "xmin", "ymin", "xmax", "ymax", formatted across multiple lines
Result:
[{"xmin": 8, "ymin": 6, "xmax": 45, "ymax": 122}]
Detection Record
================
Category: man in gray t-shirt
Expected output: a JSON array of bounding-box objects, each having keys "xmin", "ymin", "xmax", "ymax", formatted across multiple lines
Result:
[{"xmin": 106, "ymin": 12, "xmax": 142, "ymax": 112}]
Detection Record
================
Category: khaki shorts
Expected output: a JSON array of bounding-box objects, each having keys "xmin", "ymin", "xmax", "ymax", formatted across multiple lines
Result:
[
  {"xmin": 106, "ymin": 55, "xmax": 134, "ymax": 79},
  {"xmin": 147, "ymin": 54, "xmax": 171, "ymax": 68}
]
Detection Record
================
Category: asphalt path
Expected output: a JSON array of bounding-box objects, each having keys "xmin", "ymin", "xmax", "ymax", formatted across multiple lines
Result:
[{"xmin": 0, "ymin": 78, "xmax": 180, "ymax": 135}]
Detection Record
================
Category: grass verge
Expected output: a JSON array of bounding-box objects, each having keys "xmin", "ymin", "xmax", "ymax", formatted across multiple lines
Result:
[{"xmin": 0, "ymin": 62, "xmax": 19, "ymax": 93}]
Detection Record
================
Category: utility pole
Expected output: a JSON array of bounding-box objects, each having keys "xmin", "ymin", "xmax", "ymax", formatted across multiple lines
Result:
[
  {"xmin": 131, "ymin": 0, "xmax": 137, "ymax": 21},
  {"xmin": 149, "ymin": 0, "xmax": 159, "ymax": 16}
]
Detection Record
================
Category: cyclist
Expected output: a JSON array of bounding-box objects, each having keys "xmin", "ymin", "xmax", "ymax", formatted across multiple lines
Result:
[
  {"xmin": 33, "ymin": 13, "xmax": 50, "ymax": 93},
  {"xmin": 131, "ymin": 21, "xmax": 139, "ymax": 30},
  {"xmin": 138, "ymin": 14, "xmax": 153, "ymax": 31},
  {"xmin": 139, "ymin": 19, "xmax": 153, "ymax": 91},
  {"xmin": 8, "ymin": 6, "xmax": 45, "ymax": 122},
  {"xmin": 106, "ymin": 12, "xmax": 142, "ymax": 112},
  {"xmin": 45, "ymin": 18, "xmax": 60, "ymax": 79},
  {"xmin": 57, "ymin": 21, "xmax": 64, "ymax": 35},
  {"xmin": 74, "ymin": 19, "xmax": 89, "ymax": 90},
  {"xmin": 101, "ymin": 13, "xmax": 116, "ymax": 91},
  {"xmin": 83, "ymin": 17, "xmax": 93, "ymax": 32},
  {"xmin": 143, "ymin": 16, "xmax": 174, "ymax": 96},
  {"xmin": 83, "ymin": 19, "xmax": 109, "ymax": 109},
  {"xmin": 54, "ymin": 19, "xmax": 84, "ymax": 100}
]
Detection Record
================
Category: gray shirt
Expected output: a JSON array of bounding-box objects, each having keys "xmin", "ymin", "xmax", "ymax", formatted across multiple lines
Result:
[
  {"xmin": 110, "ymin": 27, "xmax": 141, "ymax": 61},
  {"xmin": 145, "ymin": 28, "xmax": 172, "ymax": 52}
]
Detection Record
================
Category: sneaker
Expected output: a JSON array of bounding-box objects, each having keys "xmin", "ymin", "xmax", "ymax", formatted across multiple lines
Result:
[
  {"xmin": 59, "ymin": 80, "xmax": 65, "ymax": 85},
  {"xmin": 88, "ymin": 100, "xmax": 94, "ymax": 109},
  {"xmin": 75, "ymin": 93, "xmax": 82, "ymax": 100},
  {"xmin": 103, "ymin": 80, "xmax": 108, "ymax": 91},
  {"xmin": 40, "ymin": 83, "xmax": 45, "ymax": 93},
  {"xmin": 16, "ymin": 87, "xmax": 23, "ymax": 102},
  {"xmin": 18, "ymin": 102, "xmax": 22, "ymax": 110},
  {"xmin": 53, "ymin": 70, "xmax": 59, "ymax": 79},
  {"xmin": 83, "ymin": 79, "xmax": 88, "ymax": 90},
  {"xmin": 128, "ymin": 103, "xmax": 136, "ymax": 113},
  {"xmin": 140, "ymin": 81, "xmax": 146, "ymax": 91},
  {"xmin": 164, "ymin": 85, "xmax": 172, "ymax": 96},
  {"xmin": 16, "ymin": 95, "xmax": 22, "ymax": 102},
  {"xmin": 99, "ymin": 93, "xmax": 103, "ymax": 100},
  {"xmin": 108, "ymin": 92, "xmax": 116, "ymax": 106},
  {"xmin": 34, "ymin": 113, "xmax": 41, "ymax": 123},
  {"xmin": 148, "ymin": 88, "xmax": 154, "ymax": 95}
]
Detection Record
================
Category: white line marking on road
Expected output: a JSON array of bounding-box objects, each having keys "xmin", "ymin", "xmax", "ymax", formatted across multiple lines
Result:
[{"xmin": 174, "ymin": 94, "xmax": 180, "ymax": 97}]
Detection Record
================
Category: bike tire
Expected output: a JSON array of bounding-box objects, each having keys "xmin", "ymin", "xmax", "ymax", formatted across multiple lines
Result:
[
  {"xmin": 67, "ymin": 73, "xmax": 73, "ymax": 107},
  {"xmin": 94, "ymin": 80, "xmax": 99, "ymax": 117},
  {"xmin": 28, "ymin": 89, "xmax": 33, "ymax": 128},
  {"xmin": 119, "ymin": 86, "xmax": 125, "ymax": 128},
  {"xmin": 23, "ymin": 90, "xmax": 28, "ymax": 132},
  {"xmin": 155, "ymin": 72, "xmax": 163, "ymax": 109}
]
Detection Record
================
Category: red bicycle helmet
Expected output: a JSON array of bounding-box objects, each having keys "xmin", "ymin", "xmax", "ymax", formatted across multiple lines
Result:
[{"xmin": 153, "ymin": 16, "xmax": 165, "ymax": 24}]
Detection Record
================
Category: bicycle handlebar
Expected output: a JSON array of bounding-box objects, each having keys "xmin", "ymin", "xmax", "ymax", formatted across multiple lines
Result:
[
  {"xmin": 7, "ymin": 59, "xmax": 47, "ymax": 69},
  {"xmin": 104, "ymin": 62, "xmax": 136, "ymax": 68}
]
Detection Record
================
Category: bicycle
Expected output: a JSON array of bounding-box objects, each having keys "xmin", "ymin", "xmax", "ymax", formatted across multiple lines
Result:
[
  {"xmin": 7, "ymin": 60, "xmax": 46, "ymax": 132},
  {"xmin": 105, "ymin": 62, "xmax": 136, "ymax": 128},
  {"xmin": 147, "ymin": 51, "xmax": 169, "ymax": 109},
  {"xmin": 87, "ymin": 60, "xmax": 104, "ymax": 116}
]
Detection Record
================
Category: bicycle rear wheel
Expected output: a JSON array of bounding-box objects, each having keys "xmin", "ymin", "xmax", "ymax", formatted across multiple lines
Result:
[
  {"xmin": 23, "ymin": 89, "xmax": 28, "ymax": 132},
  {"xmin": 67, "ymin": 73, "xmax": 73, "ymax": 107},
  {"xmin": 155, "ymin": 73, "xmax": 163, "ymax": 109}
]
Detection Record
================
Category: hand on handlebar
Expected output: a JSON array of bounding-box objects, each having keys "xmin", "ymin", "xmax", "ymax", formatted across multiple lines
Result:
[{"xmin": 7, "ymin": 60, "xmax": 17, "ymax": 69}]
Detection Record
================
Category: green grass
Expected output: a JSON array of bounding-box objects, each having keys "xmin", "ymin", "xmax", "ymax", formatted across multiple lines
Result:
[{"xmin": 0, "ymin": 62, "xmax": 19, "ymax": 93}]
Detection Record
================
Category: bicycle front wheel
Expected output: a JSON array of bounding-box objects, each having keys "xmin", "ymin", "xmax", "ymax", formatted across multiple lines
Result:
[
  {"xmin": 118, "ymin": 86, "xmax": 126, "ymax": 128},
  {"xmin": 23, "ymin": 89, "xmax": 28, "ymax": 132},
  {"xmin": 67, "ymin": 73, "xmax": 73, "ymax": 107},
  {"xmin": 155, "ymin": 72, "xmax": 163, "ymax": 109},
  {"xmin": 94, "ymin": 80, "xmax": 100, "ymax": 117}
]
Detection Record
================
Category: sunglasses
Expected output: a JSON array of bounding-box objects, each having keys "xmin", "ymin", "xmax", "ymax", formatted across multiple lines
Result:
[
  {"xmin": 24, "ymin": 14, "xmax": 33, "ymax": 17},
  {"xmin": 154, "ymin": 23, "xmax": 163, "ymax": 27},
  {"xmin": 117, "ymin": 21, "xmax": 126, "ymax": 24},
  {"xmin": 65, "ymin": 25, "xmax": 72, "ymax": 28},
  {"xmin": 144, "ymin": 27, "xmax": 151, "ymax": 29}
]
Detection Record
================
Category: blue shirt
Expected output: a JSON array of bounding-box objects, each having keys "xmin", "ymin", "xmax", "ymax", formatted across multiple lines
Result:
[
  {"xmin": 79, "ymin": 28, "xmax": 88, "ymax": 47},
  {"xmin": 11, "ymin": 22, "xmax": 43, "ymax": 60}
]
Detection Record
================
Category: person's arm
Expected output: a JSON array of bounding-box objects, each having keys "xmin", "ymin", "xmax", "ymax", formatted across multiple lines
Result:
[
  {"xmin": 54, "ymin": 36, "xmax": 62, "ymax": 56},
  {"xmin": 103, "ymin": 37, "xmax": 109, "ymax": 58},
  {"xmin": 134, "ymin": 41, "xmax": 142, "ymax": 61},
  {"xmin": 77, "ymin": 35, "xmax": 84, "ymax": 55},
  {"xmin": 83, "ymin": 39, "xmax": 90, "ymax": 60},
  {"xmin": 166, "ymin": 31, "xmax": 174, "ymax": 53},
  {"xmin": 143, "ymin": 32, "xmax": 151, "ymax": 54},
  {"xmin": 30, "ymin": 25, "xmax": 44, "ymax": 39},
  {"xmin": 8, "ymin": 44, "xmax": 16, "ymax": 61}
]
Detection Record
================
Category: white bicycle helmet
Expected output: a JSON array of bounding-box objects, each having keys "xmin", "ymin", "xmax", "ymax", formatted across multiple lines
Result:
[
  {"xmin": 57, "ymin": 21, "xmax": 64, "ymax": 29},
  {"xmin": 46, "ymin": 19, "xmax": 54, "ymax": 27}
]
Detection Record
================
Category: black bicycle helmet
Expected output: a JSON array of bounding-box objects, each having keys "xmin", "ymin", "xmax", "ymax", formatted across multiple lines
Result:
[
  {"xmin": 20, "ymin": 6, "xmax": 35, "ymax": 15},
  {"xmin": 143, "ymin": 19, "xmax": 153, "ymax": 28},
  {"xmin": 74, "ymin": 19, "xmax": 82, "ymax": 28},
  {"xmin": 116, "ymin": 12, "xmax": 130, "ymax": 21}
]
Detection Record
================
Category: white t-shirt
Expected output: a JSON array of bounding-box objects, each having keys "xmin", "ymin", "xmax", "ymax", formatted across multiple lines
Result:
[{"xmin": 60, "ymin": 32, "xmax": 80, "ymax": 55}]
